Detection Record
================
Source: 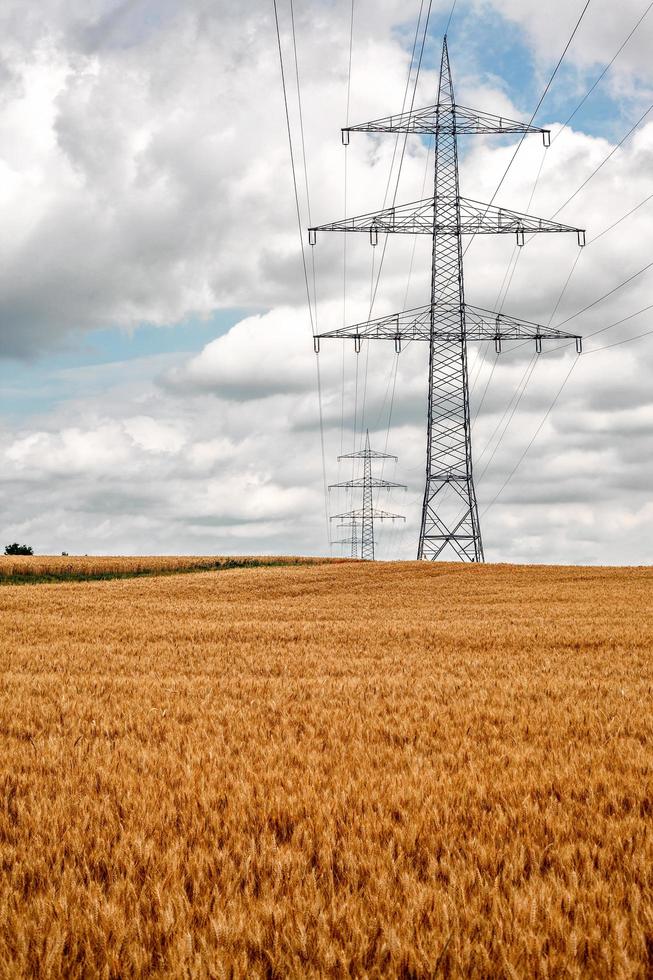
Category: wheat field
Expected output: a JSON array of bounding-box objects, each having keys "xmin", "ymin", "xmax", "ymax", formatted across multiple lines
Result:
[
  {"xmin": 0, "ymin": 554, "xmax": 336, "ymax": 583},
  {"xmin": 1, "ymin": 559, "xmax": 652, "ymax": 977}
]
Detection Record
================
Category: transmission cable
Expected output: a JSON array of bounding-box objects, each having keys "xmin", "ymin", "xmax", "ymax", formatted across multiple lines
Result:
[
  {"xmin": 552, "ymin": 100, "xmax": 653, "ymax": 218},
  {"xmin": 474, "ymin": 253, "xmax": 652, "ymax": 479},
  {"xmin": 486, "ymin": 296, "xmax": 653, "ymax": 521},
  {"xmin": 586, "ymin": 321, "xmax": 653, "ymax": 354},
  {"xmin": 475, "ymin": 355, "xmax": 538, "ymax": 482},
  {"xmin": 463, "ymin": 0, "xmax": 593, "ymax": 259},
  {"xmin": 481, "ymin": 0, "xmax": 652, "ymax": 318},
  {"xmin": 472, "ymin": 5, "xmax": 653, "ymax": 520},
  {"xmin": 551, "ymin": 0, "xmax": 653, "ymax": 145},
  {"xmin": 556, "ymin": 257, "xmax": 653, "ymax": 329},
  {"xmin": 468, "ymin": 140, "xmax": 549, "ymax": 429},
  {"xmin": 273, "ymin": 0, "xmax": 330, "ymax": 548},
  {"xmin": 356, "ymin": 0, "xmax": 432, "ymax": 453},
  {"xmin": 481, "ymin": 356, "xmax": 578, "ymax": 517},
  {"xmin": 464, "ymin": 6, "xmax": 595, "ymax": 487},
  {"xmin": 482, "ymin": 298, "xmax": 653, "ymax": 519},
  {"xmin": 339, "ymin": 0, "xmax": 355, "ymax": 522},
  {"xmin": 589, "ymin": 190, "xmax": 653, "ymax": 245},
  {"xmin": 476, "ymin": 5, "xmax": 653, "ymax": 427}
]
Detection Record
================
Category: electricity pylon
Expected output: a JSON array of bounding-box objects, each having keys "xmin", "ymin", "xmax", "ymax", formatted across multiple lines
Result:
[
  {"xmin": 331, "ymin": 519, "xmax": 360, "ymax": 558},
  {"xmin": 330, "ymin": 430, "xmax": 405, "ymax": 560},
  {"xmin": 310, "ymin": 36, "xmax": 584, "ymax": 562}
]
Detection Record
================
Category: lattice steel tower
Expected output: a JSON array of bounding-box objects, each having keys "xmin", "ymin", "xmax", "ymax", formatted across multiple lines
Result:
[
  {"xmin": 310, "ymin": 37, "xmax": 584, "ymax": 561},
  {"xmin": 330, "ymin": 430, "xmax": 405, "ymax": 560},
  {"xmin": 331, "ymin": 519, "xmax": 360, "ymax": 559}
]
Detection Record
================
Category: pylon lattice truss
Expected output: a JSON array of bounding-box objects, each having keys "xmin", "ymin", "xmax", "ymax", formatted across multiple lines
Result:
[
  {"xmin": 331, "ymin": 519, "xmax": 360, "ymax": 559},
  {"xmin": 329, "ymin": 430, "xmax": 405, "ymax": 560},
  {"xmin": 310, "ymin": 37, "xmax": 585, "ymax": 562}
]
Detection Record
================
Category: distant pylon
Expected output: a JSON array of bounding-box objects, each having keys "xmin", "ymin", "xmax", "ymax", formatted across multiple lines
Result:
[
  {"xmin": 330, "ymin": 430, "xmax": 405, "ymax": 560},
  {"xmin": 310, "ymin": 36, "xmax": 584, "ymax": 562},
  {"xmin": 331, "ymin": 519, "xmax": 359, "ymax": 559}
]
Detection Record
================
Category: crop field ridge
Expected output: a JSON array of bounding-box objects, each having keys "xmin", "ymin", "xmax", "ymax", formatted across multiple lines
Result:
[
  {"xmin": 1, "ymin": 559, "xmax": 652, "ymax": 977},
  {"xmin": 0, "ymin": 554, "xmax": 343, "ymax": 585}
]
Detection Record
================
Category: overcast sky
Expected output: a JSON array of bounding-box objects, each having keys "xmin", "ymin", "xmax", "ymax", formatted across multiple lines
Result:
[{"xmin": 1, "ymin": 0, "xmax": 652, "ymax": 562}]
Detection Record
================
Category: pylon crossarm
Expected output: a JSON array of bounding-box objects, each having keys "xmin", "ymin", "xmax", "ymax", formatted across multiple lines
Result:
[
  {"xmin": 331, "ymin": 509, "xmax": 405, "ymax": 522},
  {"xmin": 342, "ymin": 104, "xmax": 549, "ymax": 142},
  {"xmin": 329, "ymin": 478, "xmax": 406, "ymax": 490},
  {"xmin": 460, "ymin": 198, "xmax": 585, "ymax": 241},
  {"xmin": 337, "ymin": 449, "xmax": 397, "ymax": 461},
  {"xmin": 315, "ymin": 302, "xmax": 582, "ymax": 349},
  {"xmin": 371, "ymin": 510, "xmax": 406, "ymax": 521},
  {"xmin": 309, "ymin": 196, "xmax": 584, "ymax": 244},
  {"xmin": 309, "ymin": 198, "xmax": 434, "ymax": 241}
]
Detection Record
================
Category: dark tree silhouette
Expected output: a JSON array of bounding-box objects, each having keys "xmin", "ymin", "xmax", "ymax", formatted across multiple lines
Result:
[{"xmin": 4, "ymin": 543, "xmax": 33, "ymax": 556}]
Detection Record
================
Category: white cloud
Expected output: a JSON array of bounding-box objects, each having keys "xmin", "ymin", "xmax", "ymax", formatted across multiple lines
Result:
[
  {"xmin": 0, "ymin": 0, "xmax": 652, "ymax": 562},
  {"xmin": 163, "ymin": 308, "xmax": 321, "ymax": 399},
  {"xmin": 475, "ymin": 0, "xmax": 653, "ymax": 86}
]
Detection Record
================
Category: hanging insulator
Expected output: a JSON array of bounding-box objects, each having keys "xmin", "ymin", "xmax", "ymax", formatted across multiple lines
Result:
[
  {"xmin": 370, "ymin": 226, "xmax": 378, "ymax": 246},
  {"xmin": 575, "ymin": 336, "xmax": 583, "ymax": 354},
  {"xmin": 494, "ymin": 336, "xmax": 502, "ymax": 354},
  {"xmin": 313, "ymin": 337, "xmax": 320, "ymax": 354},
  {"xmin": 354, "ymin": 335, "xmax": 362, "ymax": 353},
  {"xmin": 341, "ymin": 129, "xmax": 350, "ymax": 146},
  {"xmin": 577, "ymin": 229, "xmax": 586, "ymax": 247},
  {"xmin": 516, "ymin": 228, "xmax": 525, "ymax": 247},
  {"xmin": 394, "ymin": 335, "xmax": 402, "ymax": 354},
  {"xmin": 535, "ymin": 335, "xmax": 542, "ymax": 354},
  {"xmin": 308, "ymin": 229, "xmax": 317, "ymax": 246},
  {"xmin": 543, "ymin": 130, "xmax": 551, "ymax": 148}
]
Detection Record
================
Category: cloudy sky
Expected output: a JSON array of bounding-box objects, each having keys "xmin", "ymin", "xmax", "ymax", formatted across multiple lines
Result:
[{"xmin": 1, "ymin": 0, "xmax": 652, "ymax": 562}]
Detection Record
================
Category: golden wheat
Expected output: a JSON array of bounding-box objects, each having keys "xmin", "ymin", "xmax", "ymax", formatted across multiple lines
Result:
[
  {"xmin": 1, "ymin": 560, "xmax": 652, "ymax": 978},
  {"xmin": 0, "ymin": 554, "xmax": 336, "ymax": 581}
]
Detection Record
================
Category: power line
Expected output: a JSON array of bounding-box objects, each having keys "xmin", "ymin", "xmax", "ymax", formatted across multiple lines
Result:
[
  {"xmin": 488, "ymin": 0, "xmax": 653, "ymax": 322},
  {"xmin": 367, "ymin": 0, "xmax": 433, "ymax": 319},
  {"xmin": 556, "ymin": 257, "xmax": 653, "ymax": 328},
  {"xmin": 588, "ymin": 189, "xmax": 653, "ymax": 245},
  {"xmin": 493, "ymin": 0, "xmax": 653, "ymax": 331},
  {"xmin": 551, "ymin": 0, "xmax": 653, "ymax": 143},
  {"xmin": 463, "ymin": 0, "xmax": 593, "ymax": 258},
  {"xmin": 272, "ymin": 0, "xmax": 330, "ymax": 548},
  {"xmin": 444, "ymin": 0, "xmax": 458, "ymax": 36},
  {"xmin": 585, "ymin": 302, "xmax": 653, "ymax": 342},
  {"xmin": 476, "ymin": 355, "xmax": 539, "ymax": 479},
  {"xmin": 457, "ymin": 0, "xmax": 593, "ymax": 465},
  {"xmin": 339, "ymin": 0, "xmax": 355, "ymax": 514},
  {"xmin": 468, "ymin": 142, "xmax": 549, "ymax": 431},
  {"xmin": 272, "ymin": 0, "xmax": 315, "ymax": 334},
  {"xmin": 552, "ymin": 99, "xmax": 653, "ymax": 217},
  {"xmin": 475, "ymin": 250, "xmax": 651, "ymax": 482},
  {"xmin": 481, "ymin": 357, "xmax": 579, "ymax": 517},
  {"xmin": 379, "ymin": 137, "xmax": 433, "ymax": 486},
  {"xmin": 351, "ymin": 1, "xmax": 427, "ymax": 463},
  {"xmin": 357, "ymin": 0, "xmax": 433, "ymax": 453},
  {"xmin": 494, "ymin": 105, "xmax": 653, "ymax": 370},
  {"xmin": 587, "ymin": 322, "xmax": 653, "ymax": 354},
  {"xmin": 467, "ymin": 145, "xmax": 547, "ymax": 416},
  {"xmin": 480, "ymin": 283, "xmax": 653, "ymax": 523}
]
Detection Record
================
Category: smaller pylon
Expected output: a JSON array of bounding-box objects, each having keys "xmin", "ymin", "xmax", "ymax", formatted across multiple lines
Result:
[
  {"xmin": 329, "ymin": 430, "xmax": 405, "ymax": 560},
  {"xmin": 331, "ymin": 519, "xmax": 360, "ymax": 559}
]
